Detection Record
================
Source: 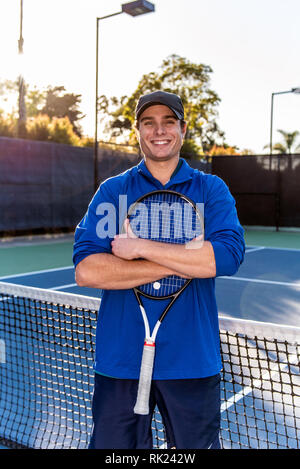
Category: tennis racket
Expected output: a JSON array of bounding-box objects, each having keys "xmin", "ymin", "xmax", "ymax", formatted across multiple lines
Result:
[{"xmin": 125, "ymin": 190, "xmax": 204, "ymax": 415}]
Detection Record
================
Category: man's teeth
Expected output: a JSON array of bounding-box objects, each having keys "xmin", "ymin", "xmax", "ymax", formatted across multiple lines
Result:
[{"xmin": 153, "ymin": 140, "xmax": 169, "ymax": 145}]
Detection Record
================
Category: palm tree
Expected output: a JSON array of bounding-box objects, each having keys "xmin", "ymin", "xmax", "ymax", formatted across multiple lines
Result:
[{"xmin": 268, "ymin": 129, "xmax": 300, "ymax": 154}]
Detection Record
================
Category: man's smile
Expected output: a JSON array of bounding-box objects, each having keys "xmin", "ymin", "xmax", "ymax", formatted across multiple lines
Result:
[{"xmin": 151, "ymin": 139, "xmax": 171, "ymax": 145}]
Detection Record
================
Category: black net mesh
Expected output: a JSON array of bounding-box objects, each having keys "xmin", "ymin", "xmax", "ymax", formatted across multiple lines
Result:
[{"xmin": 0, "ymin": 282, "xmax": 299, "ymax": 449}]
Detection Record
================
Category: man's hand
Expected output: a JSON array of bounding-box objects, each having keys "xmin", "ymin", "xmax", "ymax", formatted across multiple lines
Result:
[
  {"xmin": 111, "ymin": 219, "xmax": 194, "ymax": 279},
  {"xmin": 111, "ymin": 218, "xmax": 142, "ymax": 260}
]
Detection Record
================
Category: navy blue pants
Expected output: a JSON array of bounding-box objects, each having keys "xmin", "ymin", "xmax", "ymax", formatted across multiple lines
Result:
[{"xmin": 89, "ymin": 373, "xmax": 221, "ymax": 449}]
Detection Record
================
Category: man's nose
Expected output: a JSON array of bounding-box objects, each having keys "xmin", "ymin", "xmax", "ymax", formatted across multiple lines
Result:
[{"xmin": 154, "ymin": 123, "xmax": 166, "ymax": 135}]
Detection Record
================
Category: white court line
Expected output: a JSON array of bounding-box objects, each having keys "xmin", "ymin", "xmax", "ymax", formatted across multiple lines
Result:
[
  {"xmin": 0, "ymin": 269, "xmax": 77, "ymax": 293},
  {"xmin": 51, "ymin": 283, "xmax": 78, "ymax": 290},
  {"xmin": 247, "ymin": 245, "xmax": 300, "ymax": 253},
  {"xmin": 220, "ymin": 276, "xmax": 300, "ymax": 288},
  {"xmin": 0, "ymin": 265, "xmax": 74, "ymax": 280},
  {"xmin": 245, "ymin": 247, "xmax": 265, "ymax": 253}
]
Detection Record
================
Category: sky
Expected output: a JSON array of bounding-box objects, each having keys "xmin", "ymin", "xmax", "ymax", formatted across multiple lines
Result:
[{"xmin": 0, "ymin": 0, "xmax": 300, "ymax": 154}]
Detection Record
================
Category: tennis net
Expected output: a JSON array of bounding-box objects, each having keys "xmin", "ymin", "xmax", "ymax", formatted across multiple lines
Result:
[{"xmin": 0, "ymin": 281, "xmax": 299, "ymax": 449}]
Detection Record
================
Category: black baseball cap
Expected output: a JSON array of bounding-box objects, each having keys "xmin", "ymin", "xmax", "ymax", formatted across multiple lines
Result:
[{"xmin": 135, "ymin": 91, "xmax": 185, "ymax": 121}]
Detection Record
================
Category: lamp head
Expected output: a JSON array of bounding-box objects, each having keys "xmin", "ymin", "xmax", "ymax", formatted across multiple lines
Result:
[{"xmin": 122, "ymin": 0, "xmax": 155, "ymax": 17}]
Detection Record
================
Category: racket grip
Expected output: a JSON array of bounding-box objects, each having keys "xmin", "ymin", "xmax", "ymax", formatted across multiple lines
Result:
[{"xmin": 133, "ymin": 342, "xmax": 155, "ymax": 415}]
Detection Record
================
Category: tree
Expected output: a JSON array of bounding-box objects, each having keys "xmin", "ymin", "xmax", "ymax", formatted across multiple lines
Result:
[
  {"xmin": 25, "ymin": 114, "xmax": 51, "ymax": 141},
  {"xmin": 26, "ymin": 86, "xmax": 46, "ymax": 117},
  {"xmin": 25, "ymin": 114, "xmax": 81, "ymax": 145},
  {"xmin": 265, "ymin": 129, "xmax": 300, "ymax": 154},
  {"xmin": 40, "ymin": 86, "xmax": 85, "ymax": 137},
  {"xmin": 98, "ymin": 55, "xmax": 226, "ymax": 156},
  {"xmin": 0, "ymin": 111, "xmax": 16, "ymax": 137},
  {"xmin": 0, "ymin": 80, "xmax": 86, "ymax": 138},
  {"xmin": 0, "ymin": 79, "xmax": 18, "ymax": 109},
  {"xmin": 208, "ymin": 145, "xmax": 240, "ymax": 156},
  {"xmin": 207, "ymin": 144, "xmax": 254, "ymax": 156},
  {"xmin": 49, "ymin": 116, "xmax": 81, "ymax": 145}
]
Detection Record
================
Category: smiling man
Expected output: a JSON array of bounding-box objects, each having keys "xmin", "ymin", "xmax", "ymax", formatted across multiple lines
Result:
[
  {"xmin": 136, "ymin": 93, "xmax": 186, "ymax": 160},
  {"xmin": 73, "ymin": 91, "xmax": 245, "ymax": 449}
]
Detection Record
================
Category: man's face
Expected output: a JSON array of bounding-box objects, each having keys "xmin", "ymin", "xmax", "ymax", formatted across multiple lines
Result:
[{"xmin": 136, "ymin": 104, "xmax": 186, "ymax": 162}]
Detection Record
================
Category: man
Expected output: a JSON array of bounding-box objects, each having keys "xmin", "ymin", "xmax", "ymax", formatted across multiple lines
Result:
[{"xmin": 73, "ymin": 90, "xmax": 245, "ymax": 449}]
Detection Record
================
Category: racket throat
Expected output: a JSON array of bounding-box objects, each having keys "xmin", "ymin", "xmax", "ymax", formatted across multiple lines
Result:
[
  {"xmin": 144, "ymin": 339, "xmax": 155, "ymax": 347},
  {"xmin": 146, "ymin": 320, "xmax": 161, "ymax": 345}
]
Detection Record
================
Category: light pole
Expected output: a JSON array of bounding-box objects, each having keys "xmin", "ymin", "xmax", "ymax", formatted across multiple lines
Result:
[
  {"xmin": 94, "ymin": 1, "xmax": 155, "ymax": 192},
  {"xmin": 18, "ymin": 0, "xmax": 26, "ymax": 138},
  {"xmin": 270, "ymin": 87, "xmax": 300, "ymax": 155}
]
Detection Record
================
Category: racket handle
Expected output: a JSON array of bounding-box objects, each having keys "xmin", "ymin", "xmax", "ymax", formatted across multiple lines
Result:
[{"xmin": 133, "ymin": 342, "xmax": 155, "ymax": 415}]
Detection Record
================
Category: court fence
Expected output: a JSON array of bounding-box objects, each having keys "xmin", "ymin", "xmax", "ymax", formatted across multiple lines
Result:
[
  {"xmin": 0, "ymin": 137, "xmax": 299, "ymax": 235},
  {"xmin": 0, "ymin": 137, "xmax": 208, "ymax": 236},
  {"xmin": 0, "ymin": 137, "xmax": 139, "ymax": 236},
  {"xmin": 211, "ymin": 154, "xmax": 300, "ymax": 230}
]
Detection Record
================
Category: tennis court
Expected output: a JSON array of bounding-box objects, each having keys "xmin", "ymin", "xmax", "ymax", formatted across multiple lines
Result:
[
  {"xmin": 1, "ymin": 229, "xmax": 299, "ymax": 327},
  {"xmin": 0, "ymin": 229, "xmax": 299, "ymax": 449}
]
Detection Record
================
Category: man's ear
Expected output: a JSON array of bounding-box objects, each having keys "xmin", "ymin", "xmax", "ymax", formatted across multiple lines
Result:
[
  {"xmin": 181, "ymin": 121, "xmax": 187, "ymax": 139},
  {"xmin": 134, "ymin": 123, "xmax": 140, "ymax": 142}
]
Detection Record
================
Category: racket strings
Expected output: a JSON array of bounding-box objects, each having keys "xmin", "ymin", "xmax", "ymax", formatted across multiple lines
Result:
[{"xmin": 128, "ymin": 191, "xmax": 203, "ymax": 297}]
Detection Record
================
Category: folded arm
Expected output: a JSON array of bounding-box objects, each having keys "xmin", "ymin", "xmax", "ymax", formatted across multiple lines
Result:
[
  {"xmin": 111, "ymin": 236, "xmax": 216, "ymax": 279},
  {"xmin": 75, "ymin": 252, "xmax": 190, "ymax": 290}
]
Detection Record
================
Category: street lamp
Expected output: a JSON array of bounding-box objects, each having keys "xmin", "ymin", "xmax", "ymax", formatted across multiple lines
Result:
[
  {"xmin": 94, "ymin": 1, "xmax": 155, "ymax": 192},
  {"xmin": 269, "ymin": 87, "xmax": 300, "ymax": 155},
  {"xmin": 18, "ymin": 0, "xmax": 26, "ymax": 138}
]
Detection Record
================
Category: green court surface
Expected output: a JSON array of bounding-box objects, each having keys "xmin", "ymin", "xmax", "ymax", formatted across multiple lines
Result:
[
  {"xmin": 244, "ymin": 228, "xmax": 300, "ymax": 250},
  {"xmin": 0, "ymin": 236, "xmax": 74, "ymax": 277}
]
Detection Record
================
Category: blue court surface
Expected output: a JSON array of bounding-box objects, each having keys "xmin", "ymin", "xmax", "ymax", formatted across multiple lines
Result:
[
  {"xmin": 1, "ymin": 244, "xmax": 299, "ymax": 327},
  {"xmin": 0, "ymin": 241, "xmax": 299, "ymax": 449}
]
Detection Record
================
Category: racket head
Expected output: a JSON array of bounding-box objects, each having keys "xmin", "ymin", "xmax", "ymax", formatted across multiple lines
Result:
[{"xmin": 127, "ymin": 190, "xmax": 204, "ymax": 299}]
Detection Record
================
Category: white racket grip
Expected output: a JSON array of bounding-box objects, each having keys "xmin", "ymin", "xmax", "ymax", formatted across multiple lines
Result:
[{"xmin": 133, "ymin": 342, "xmax": 155, "ymax": 415}]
